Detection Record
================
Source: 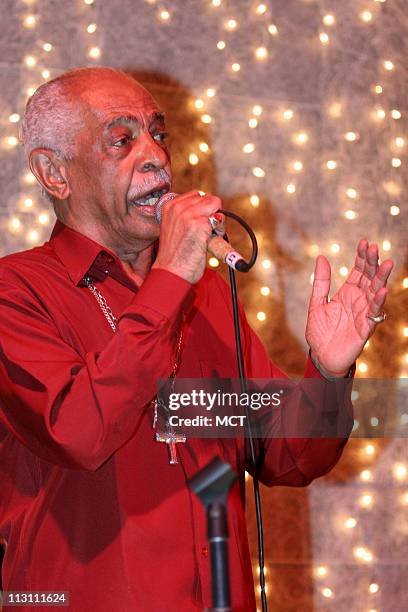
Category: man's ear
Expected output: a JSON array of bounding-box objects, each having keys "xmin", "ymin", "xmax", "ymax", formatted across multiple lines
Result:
[{"xmin": 29, "ymin": 149, "xmax": 71, "ymax": 201}]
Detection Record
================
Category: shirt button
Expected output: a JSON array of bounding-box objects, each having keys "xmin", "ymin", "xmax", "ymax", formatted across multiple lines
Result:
[
  {"xmin": 104, "ymin": 269, "xmax": 109, "ymax": 275},
  {"xmin": 201, "ymin": 546, "xmax": 208, "ymax": 557}
]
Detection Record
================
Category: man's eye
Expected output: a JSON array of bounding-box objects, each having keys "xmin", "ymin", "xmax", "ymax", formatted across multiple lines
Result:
[
  {"xmin": 153, "ymin": 132, "xmax": 168, "ymax": 143},
  {"xmin": 113, "ymin": 136, "xmax": 131, "ymax": 148}
]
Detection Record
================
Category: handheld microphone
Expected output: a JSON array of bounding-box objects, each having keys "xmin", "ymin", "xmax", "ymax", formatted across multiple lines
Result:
[{"xmin": 155, "ymin": 192, "xmax": 249, "ymax": 272}]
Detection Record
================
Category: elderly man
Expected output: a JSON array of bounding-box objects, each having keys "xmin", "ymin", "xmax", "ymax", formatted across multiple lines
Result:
[{"xmin": 0, "ymin": 67, "xmax": 392, "ymax": 611}]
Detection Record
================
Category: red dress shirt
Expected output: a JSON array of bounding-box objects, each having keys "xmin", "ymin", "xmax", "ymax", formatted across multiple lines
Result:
[{"xmin": 0, "ymin": 221, "xmax": 353, "ymax": 611}]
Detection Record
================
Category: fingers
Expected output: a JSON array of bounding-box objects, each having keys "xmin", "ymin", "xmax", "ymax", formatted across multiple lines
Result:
[
  {"xmin": 310, "ymin": 255, "xmax": 331, "ymax": 305},
  {"xmin": 355, "ymin": 238, "xmax": 368, "ymax": 272},
  {"xmin": 368, "ymin": 259, "xmax": 394, "ymax": 294},
  {"xmin": 364, "ymin": 243, "xmax": 379, "ymax": 280},
  {"xmin": 168, "ymin": 191, "xmax": 221, "ymax": 219},
  {"xmin": 346, "ymin": 239, "xmax": 368, "ymax": 286},
  {"xmin": 367, "ymin": 287, "xmax": 388, "ymax": 319},
  {"xmin": 347, "ymin": 239, "xmax": 383, "ymax": 289}
]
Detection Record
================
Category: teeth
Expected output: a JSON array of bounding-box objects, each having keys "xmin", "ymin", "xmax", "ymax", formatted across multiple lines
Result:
[
  {"xmin": 130, "ymin": 196, "xmax": 158, "ymax": 207},
  {"xmin": 129, "ymin": 187, "xmax": 167, "ymax": 207},
  {"xmin": 142, "ymin": 197, "xmax": 158, "ymax": 206}
]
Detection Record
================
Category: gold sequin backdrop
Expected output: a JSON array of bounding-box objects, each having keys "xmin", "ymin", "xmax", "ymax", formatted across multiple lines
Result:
[{"xmin": 1, "ymin": 0, "xmax": 407, "ymax": 609}]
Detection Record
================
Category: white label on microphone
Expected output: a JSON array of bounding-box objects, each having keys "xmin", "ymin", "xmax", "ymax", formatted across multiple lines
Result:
[{"xmin": 225, "ymin": 251, "xmax": 243, "ymax": 269}]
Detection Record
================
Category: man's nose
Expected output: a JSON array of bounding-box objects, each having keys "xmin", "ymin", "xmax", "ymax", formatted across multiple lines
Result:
[{"xmin": 137, "ymin": 134, "xmax": 168, "ymax": 172}]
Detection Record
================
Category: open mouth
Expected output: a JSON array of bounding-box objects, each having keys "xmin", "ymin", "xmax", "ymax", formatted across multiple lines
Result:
[{"xmin": 128, "ymin": 186, "xmax": 169, "ymax": 211}]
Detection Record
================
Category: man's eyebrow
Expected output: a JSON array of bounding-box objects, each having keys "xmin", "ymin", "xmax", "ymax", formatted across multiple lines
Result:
[
  {"xmin": 106, "ymin": 115, "xmax": 139, "ymax": 130},
  {"xmin": 106, "ymin": 112, "xmax": 165, "ymax": 131},
  {"xmin": 150, "ymin": 111, "xmax": 166, "ymax": 124}
]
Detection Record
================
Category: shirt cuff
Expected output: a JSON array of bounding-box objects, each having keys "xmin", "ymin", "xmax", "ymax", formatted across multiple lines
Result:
[
  {"xmin": 120, "ymin": 268, "xmax": 194, "ymax": 323},
  {"xmin": 307, "ymin": 349, "xmax": 355, "ymax": 381}
]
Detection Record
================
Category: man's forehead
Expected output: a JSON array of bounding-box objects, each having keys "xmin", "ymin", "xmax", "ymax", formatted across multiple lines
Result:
[{"xmin": 73, "ymin": 74, "xmax": 161, "ymax": 121}]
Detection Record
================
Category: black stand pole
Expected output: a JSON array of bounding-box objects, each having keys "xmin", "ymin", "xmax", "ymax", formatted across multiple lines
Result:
[{"xmin": 188, "ymin": 458, "xmax": 237, "ymax": 612}]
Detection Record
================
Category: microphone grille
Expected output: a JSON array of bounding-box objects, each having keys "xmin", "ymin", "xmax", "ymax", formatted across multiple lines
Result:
[{"xmin": 156, "ymin": 192, "xmax": 178, "ymax": 224}]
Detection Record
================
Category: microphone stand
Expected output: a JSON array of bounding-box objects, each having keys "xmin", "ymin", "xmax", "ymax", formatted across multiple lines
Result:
[{"xmin": 188, "ymin": 458, "xmax": 237, "ymax": 612}]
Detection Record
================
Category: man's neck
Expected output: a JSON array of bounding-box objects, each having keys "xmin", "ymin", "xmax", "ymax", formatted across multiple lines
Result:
[
  {"xmin": 118, "ymin": 247, "xmax": 155, "ymax": 286},
  {"xmin": 57, "ymin": 214, "xmax": 156, "ymax": 286}
]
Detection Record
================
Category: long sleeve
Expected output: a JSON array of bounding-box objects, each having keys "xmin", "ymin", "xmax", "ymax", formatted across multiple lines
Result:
[
  {"xmin": 0, "ymin": 267, "xmax": 192, "ymax": 471},
  {"xmin": 239, "ymin": 307, "xmax": 354, "ymax": 486},
  {"xmin": 242, "ymin": 320, "xmax": 354, "ymax": 486}
]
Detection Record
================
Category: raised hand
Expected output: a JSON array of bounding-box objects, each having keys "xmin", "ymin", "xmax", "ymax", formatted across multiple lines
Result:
[{"xmin": 305, "ymin": 239, "xmax": 394, "ymax": 376}]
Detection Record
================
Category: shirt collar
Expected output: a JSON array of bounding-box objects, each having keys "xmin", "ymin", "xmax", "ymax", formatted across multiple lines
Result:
[{"xmin": 49, "ymin": 220, "xmax": 119, "ymax": 286}]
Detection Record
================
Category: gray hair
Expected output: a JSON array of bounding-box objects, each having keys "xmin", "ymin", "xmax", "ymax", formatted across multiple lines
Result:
[{"xmin": 21, "ymin": 66, "xmax": 130, "ymax": 161}]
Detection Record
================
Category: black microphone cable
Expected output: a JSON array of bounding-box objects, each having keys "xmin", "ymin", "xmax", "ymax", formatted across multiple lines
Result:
[{"xmin": 219, "ymin": 210, "xmax": 268, "ymax": 612}]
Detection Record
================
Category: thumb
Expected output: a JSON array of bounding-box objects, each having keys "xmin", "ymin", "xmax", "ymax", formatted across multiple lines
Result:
[{"xmin": 310, "ymin": 255, "xmax": 331, "ymax": 306}]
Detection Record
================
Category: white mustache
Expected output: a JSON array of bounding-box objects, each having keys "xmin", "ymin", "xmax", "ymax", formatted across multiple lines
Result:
[{"xmin": 127, "ymin": 169, "xmax": 171, "ymax": 201}]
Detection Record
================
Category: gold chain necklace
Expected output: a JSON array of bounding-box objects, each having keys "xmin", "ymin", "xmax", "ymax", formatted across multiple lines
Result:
[{"xmin": 83, "ymin": 275, "xmax": 186, "ymax": 464}]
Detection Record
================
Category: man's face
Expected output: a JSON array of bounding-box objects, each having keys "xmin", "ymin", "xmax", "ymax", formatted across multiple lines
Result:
[{"xmin": 65, "ymin": 73, "xmax": 172, "ymax": 256}]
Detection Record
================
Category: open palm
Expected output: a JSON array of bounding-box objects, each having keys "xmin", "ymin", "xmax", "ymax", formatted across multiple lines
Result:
[{"xmin": 306, "ymin": 239, "xmax": 394, "ymax": 376}]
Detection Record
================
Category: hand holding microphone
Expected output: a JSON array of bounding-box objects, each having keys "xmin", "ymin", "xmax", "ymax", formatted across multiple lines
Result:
[{"xmin": 152, "ymin": 191, "xmax": 248, "ymax": 284}]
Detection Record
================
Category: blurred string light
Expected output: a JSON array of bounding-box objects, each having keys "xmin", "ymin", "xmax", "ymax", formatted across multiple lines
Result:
[
  {"xmin": 361, "ymin": 469, "xmax": 373, "ymax": 481},
  {"xmin": 256, "ymin": 3, "xmax": 267, "ymax": 16},
  {"xmin": 345, "ymin": 131, "xmax": 359, "ymax": 141},
  {"xmin": 323, "ymin": 14, "xmax": 335, "ymax": 26},
  {"xmin": 359, "ymin": 493, "xmax": 374, "ymax": 508},
  {"xmin": 294, "ymin": 131, "xmax": 308, "ymax": 144},
  {"xmin": 243, "ymin": 143, "xmax": 255, "ymax": 153},
  {"xmin": 321, "ymin": 587, "xmax": 334, "ymax": 598},
  {"xmin": 158, "ymin": 9, "xmax": 171, "ymax": 21},
  {"xmin": 282, "ymin": 108, "xmax": 294, "ymax": 120},
  {"xmin": 267, "ymin": 24, "xmax": 278, "ymax": 35},
  {"xmin": 253, "ymin": 166, "xmax": 265, "ymax": 178},
  {"xmin": 255, "ymin": 46, "xmax": 268, "ymax": 60},
  {"xmin": 23, "ymin": 14, "xmax": 37, "ymax": 28},
  {"xmin": 189, "ymin": 153, "xmax": 199, "ymax": 165},
  {"xmin": 360, "ymin": 11, "xmax": 373, "ymax": 23},
  {"xmin": 225, "ymin": 18, "xmax": 238, "ymax": 31},
  {"xmin": 353, "ymin": 546, "xmax": 374, "ymax": 563}
]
